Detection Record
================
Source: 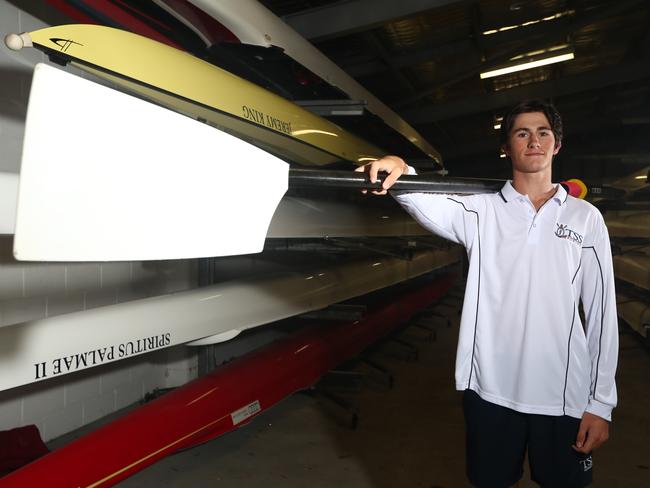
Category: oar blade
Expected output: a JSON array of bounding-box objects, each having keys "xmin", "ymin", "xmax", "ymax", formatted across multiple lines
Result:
[{"xmin": 15, "ymin": 64, "xmax": 289, "ymax": 261}]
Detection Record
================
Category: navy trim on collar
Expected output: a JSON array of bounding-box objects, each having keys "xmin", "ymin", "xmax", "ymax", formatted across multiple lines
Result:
[{"xmin": 501, "ymin": 180, "xmax": 567, "ymax": 206}]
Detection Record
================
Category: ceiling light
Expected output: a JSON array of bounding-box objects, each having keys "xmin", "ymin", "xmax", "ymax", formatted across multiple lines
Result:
[
  {"xmin": 480, "ymin": 52, "xmax": 574, "ymax": 79},
  {"xmin": 635, "ymin": 175, "xmax": 647, "ymax": 180}
]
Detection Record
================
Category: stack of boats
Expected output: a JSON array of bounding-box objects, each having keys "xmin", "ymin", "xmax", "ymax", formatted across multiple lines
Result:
[{"xmin": 604, "ymin": 168, "xmax": 650, "ymax": 344}]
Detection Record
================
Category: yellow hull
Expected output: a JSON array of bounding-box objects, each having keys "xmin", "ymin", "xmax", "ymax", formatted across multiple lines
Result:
[{"xmin": 24, "ymin": 24, "xmax": 385, "ymax": 166}]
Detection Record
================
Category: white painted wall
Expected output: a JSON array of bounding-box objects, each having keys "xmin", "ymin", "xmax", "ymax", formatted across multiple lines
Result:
[{"xmin": 0, "ymin": 1, "xmax": 200, "ymax": 442}]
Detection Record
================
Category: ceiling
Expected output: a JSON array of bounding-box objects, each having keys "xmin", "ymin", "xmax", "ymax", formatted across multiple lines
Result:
[{"xmin": 259, "ymin": 0, "xmax": 650, "ymax": 183}]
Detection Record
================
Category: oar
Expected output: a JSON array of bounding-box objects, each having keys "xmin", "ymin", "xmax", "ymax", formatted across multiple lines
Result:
[
  {"xmin": 288, "ymin": 169, "xmax": 588, "ymax": 198},
  {"xmin": 13, "ymin": 63, "xmax": 587, "ymax": 262}
]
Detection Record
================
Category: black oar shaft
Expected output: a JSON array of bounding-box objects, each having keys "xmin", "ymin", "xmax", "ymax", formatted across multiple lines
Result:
[{"xmin": 289, "ymin": 169, "xmax": 503, "ymax": 195}]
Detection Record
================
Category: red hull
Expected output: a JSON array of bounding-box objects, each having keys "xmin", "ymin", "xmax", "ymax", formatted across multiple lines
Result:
[
  {"xmin": 46, "ymin": 0, "xmax": 238, "ymax": 49},
  {"xmin": 47, "ymin": 0, "xmax": 182, "ymax": 48}
]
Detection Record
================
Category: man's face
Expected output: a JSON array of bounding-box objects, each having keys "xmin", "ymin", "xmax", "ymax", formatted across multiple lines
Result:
[{"xmin": 503, "ymin": 111, "xmax": 561, "ymax": 174}]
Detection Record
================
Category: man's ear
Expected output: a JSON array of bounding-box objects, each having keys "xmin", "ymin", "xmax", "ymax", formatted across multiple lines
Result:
[{"xmin": 553, "ymin": 141, "xmax": 562, "ymax": 155}]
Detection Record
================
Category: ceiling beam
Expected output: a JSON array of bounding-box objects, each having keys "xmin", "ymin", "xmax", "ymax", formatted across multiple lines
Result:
[
  {"xmin": 282, "ymin": 0, "xmax": 465, "ymax": 41},
  {"xmin": 402, "ymin": 61, "xmax": 650, "ymax": 124},
  {"xmin": 360, "ymin": 31, "xmax": 417, "ymax": 94},
  {"xmin": 343, "ymin": 38, "xmax": 473, "ymax": 78}
]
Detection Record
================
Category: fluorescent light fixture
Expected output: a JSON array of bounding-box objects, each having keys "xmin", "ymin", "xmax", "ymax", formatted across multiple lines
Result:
[
  {"xmin": 635, "ymin": 175, "xmax": 647, "ymax": 180},
  {"xmin": 480, "ymin": 52, "xmax": 574, "ymax": 79},
  {"xmin": 500, "ymin": 153, "xmax": 507, "ymax": 158},
  {"xmin": 494, "ymin": 123, "xmax": 502, "ymax": 129}
]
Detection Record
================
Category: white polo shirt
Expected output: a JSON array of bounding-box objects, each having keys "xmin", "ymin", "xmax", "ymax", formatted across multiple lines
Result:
[{"xmin": 394, "ymin": 179, "xmax": 618, "ymax": 420}]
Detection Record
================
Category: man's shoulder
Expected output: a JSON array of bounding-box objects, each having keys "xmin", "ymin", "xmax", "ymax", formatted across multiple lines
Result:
[
  {"xmin": 565, "ymin": 196, "xmax": 608, "ymax": 238},
  {"xmin": 565, "ymin": 195, "xmax": 603, "ymax": 219}
]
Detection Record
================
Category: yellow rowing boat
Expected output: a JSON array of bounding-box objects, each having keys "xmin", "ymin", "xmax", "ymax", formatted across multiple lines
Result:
[{"xmin": 7, "ymin": 24, "xmax": 385, "ymax": 166}]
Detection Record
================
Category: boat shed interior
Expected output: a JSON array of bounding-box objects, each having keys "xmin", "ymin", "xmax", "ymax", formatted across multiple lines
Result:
[{"xmin": 0, "ymin": 0, "xmax": 649, "ymax": 486}]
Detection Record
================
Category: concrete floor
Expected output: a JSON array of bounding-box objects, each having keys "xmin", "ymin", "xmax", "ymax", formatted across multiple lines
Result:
[{"xmin": 53, "ymin": 282, "xmax": 650, "ymax": 487}]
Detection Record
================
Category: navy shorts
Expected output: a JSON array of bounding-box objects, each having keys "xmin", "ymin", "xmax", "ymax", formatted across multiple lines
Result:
[{"xmin": 463, "ymin": 389, "xmax": 593, "ymax": 488}]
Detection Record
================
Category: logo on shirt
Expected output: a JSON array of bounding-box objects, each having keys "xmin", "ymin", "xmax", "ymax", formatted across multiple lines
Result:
[
  {"xmin": 580, "ymin": 455, "xmax": 593, "ymax": 472},
  {"xmin": 555, "ymin": 223, "xmax": 583, "ymax": 245}
]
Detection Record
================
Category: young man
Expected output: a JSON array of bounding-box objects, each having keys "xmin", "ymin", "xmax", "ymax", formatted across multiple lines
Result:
[{"xmin": 357, "ymin": 100, "xmax": 618, "ymax": 487}]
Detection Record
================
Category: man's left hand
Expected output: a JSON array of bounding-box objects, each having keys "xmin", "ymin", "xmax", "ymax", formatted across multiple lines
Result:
[{"xmin": 572, "ymin": 412, "xmax": 609, "ymax": 453}]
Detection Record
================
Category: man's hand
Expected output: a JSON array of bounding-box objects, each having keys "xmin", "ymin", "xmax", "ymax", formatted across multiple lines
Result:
[
  {"xmin": 572, "ymin": 412, "xmax": 609, "ymax": 453},
  {"xmin": 355, "ymin": 155, "xmax": 409, "ymax": 195}
]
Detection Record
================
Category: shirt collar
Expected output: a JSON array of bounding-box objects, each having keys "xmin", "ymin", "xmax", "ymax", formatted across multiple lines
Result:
[
  {"xmin": 553, "ymin": 182, "xmax": 568, "ymax": 205},
  {"xmin": 499, "ymin": 180, "xmax": 567, "ymax": 205}
]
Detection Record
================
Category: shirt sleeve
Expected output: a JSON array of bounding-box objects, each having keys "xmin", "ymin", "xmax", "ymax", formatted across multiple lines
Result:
[
  {"xmin": 579, "ymin": 214, "xmax": 619, "ymax": 421},
  {"xmin": 390, "ymin": 167, "xmax": 481, "ymax": 249}
]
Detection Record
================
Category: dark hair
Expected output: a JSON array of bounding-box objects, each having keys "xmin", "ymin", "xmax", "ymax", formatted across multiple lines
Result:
[{"xmin": 499, "ymin": 99, "xmax": 563, "ymax": 148}]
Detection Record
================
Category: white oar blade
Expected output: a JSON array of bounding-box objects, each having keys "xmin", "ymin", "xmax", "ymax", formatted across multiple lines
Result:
[{"xmin": 14, "ymin": 63, "xmax": 289, "ymax": 261}]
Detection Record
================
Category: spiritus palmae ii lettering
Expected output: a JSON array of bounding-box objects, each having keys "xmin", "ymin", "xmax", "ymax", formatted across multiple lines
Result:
[
  {"xmin": 34, "ymin": 332, "xmax": 172, "ymax": 379},
  {"xmin": 242, "ymin": 105, "xmax": 292, "ymax": 135}
]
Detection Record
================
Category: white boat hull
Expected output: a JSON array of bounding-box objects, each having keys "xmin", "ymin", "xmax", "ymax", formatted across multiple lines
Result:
[
  {"xmin": 606, "ymin": 211, "xmax": 650, "ymax": 238},
  {"xmin": 614, "ymin": 254, "xmax": 650, "ymax": 291},
  {"xmin": 617, "ymin": 293, "xmax": 650, "ymax": 340},
  {"xmin": 0, "ymin": 248, "xmax": 461, "ymax": 391}
]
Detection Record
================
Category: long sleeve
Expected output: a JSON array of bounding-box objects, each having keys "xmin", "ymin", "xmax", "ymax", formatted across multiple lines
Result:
[
  {"xmin": 391, "ymin": 168, "xmax": 481, "ymax": 248},
  {"xmin": 579, "ymin": 215, "xmax": 619, "ymax": 421}
]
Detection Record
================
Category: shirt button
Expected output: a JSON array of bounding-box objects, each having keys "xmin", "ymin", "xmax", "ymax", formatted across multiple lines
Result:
[{"xmin": 533, "ymin": 224, "xmax": 537, "ymax": 228}]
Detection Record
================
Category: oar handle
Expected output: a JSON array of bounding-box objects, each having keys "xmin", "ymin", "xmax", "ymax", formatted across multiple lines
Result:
[{"xmin": 289, "ymin": 169, "xmax": 503, "ymax": 194}]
